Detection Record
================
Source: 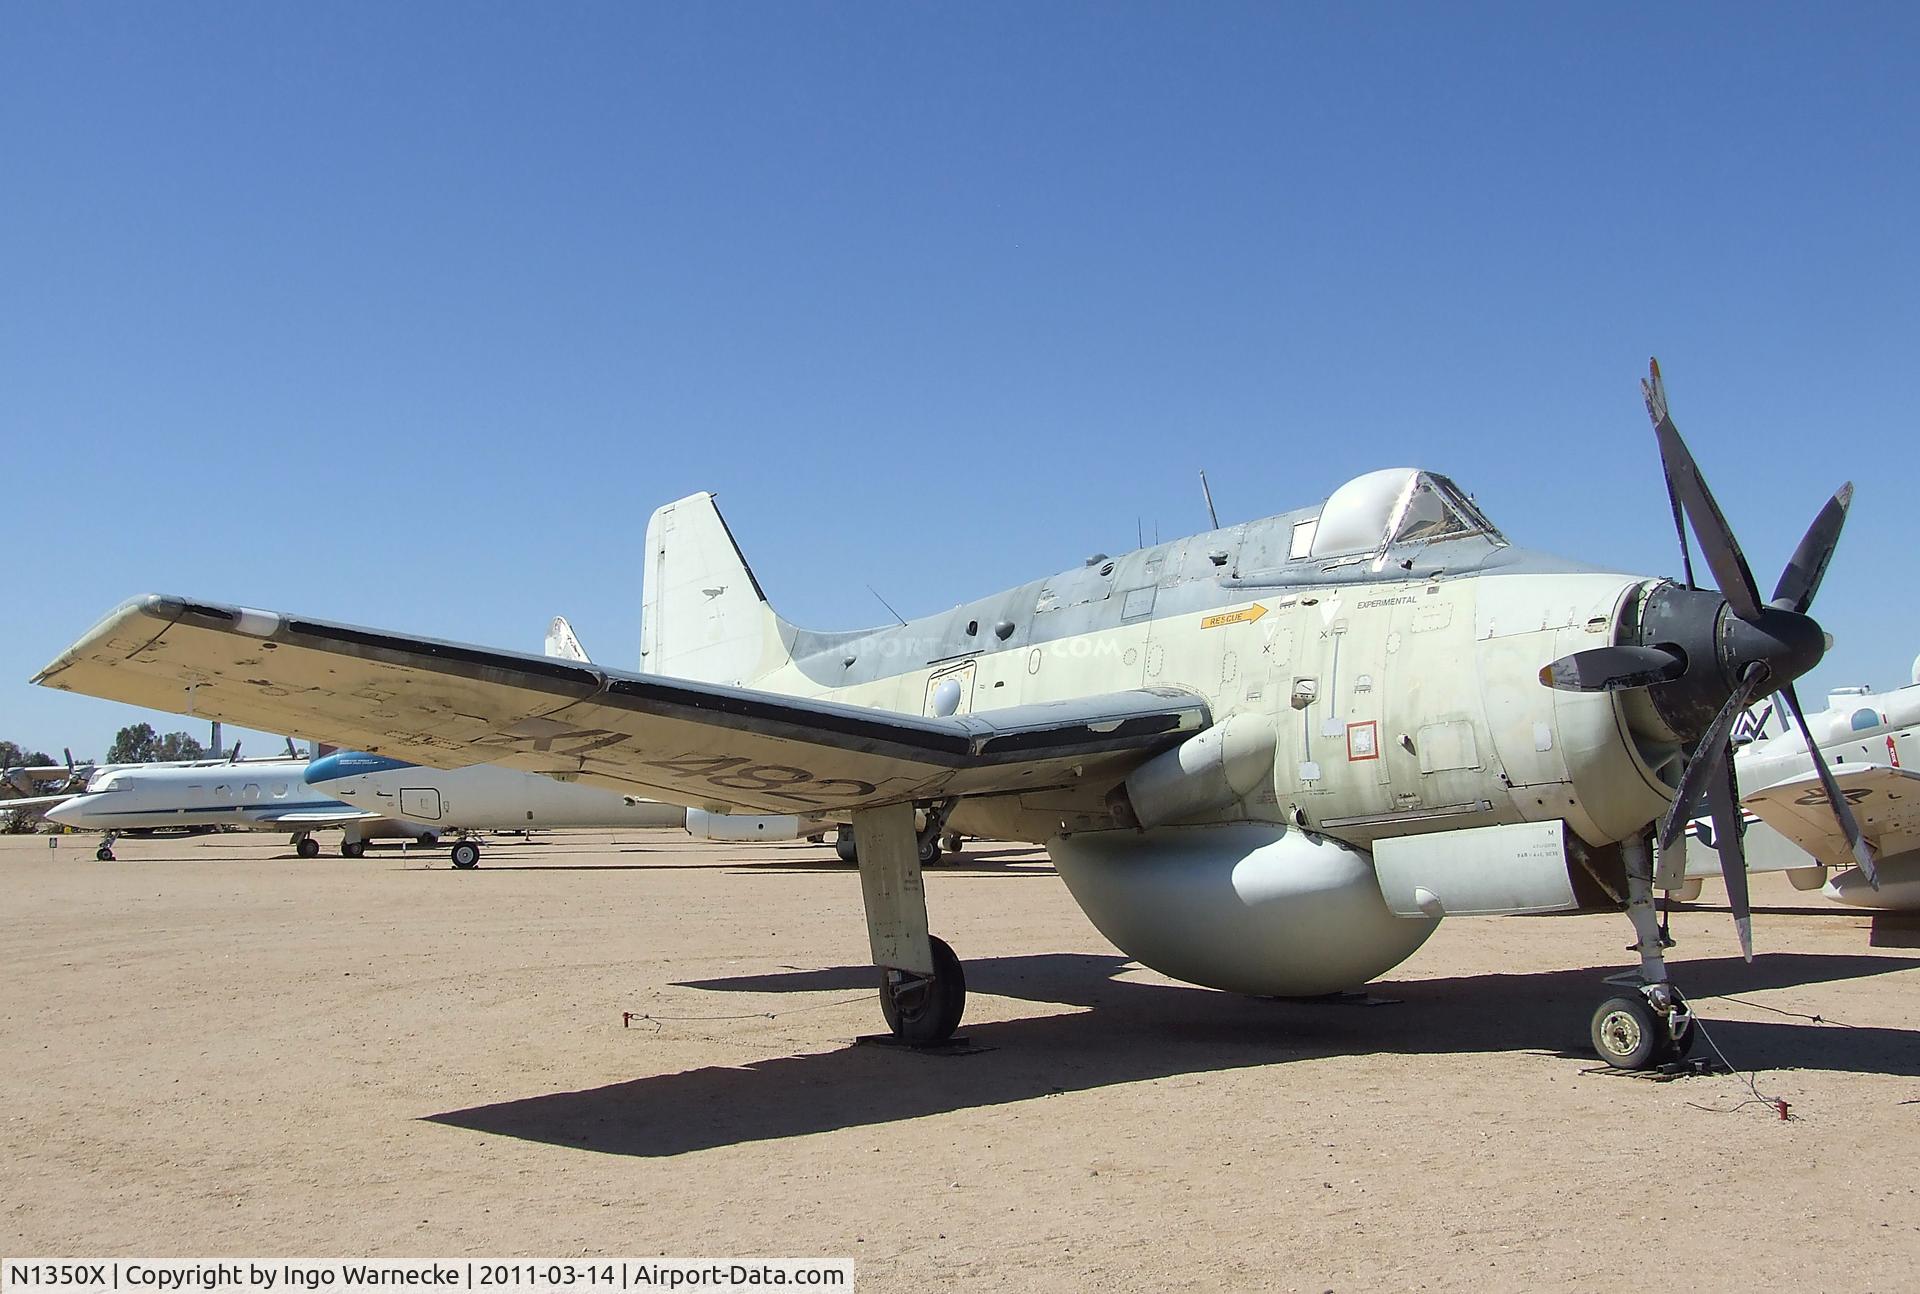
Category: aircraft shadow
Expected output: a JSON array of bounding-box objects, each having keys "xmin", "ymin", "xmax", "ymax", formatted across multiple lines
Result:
[{"xmin": 423, "ymin": 949, "xmax": 1920, "ymax": 1158}]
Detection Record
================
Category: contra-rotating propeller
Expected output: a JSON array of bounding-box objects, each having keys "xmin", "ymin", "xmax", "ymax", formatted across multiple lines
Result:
[{"xmin": 1540, "ymin": 359, "xmax": 1875, "ymax": 960}]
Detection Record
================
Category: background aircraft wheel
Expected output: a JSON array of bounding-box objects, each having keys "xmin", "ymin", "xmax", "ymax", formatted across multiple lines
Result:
[
  {"xmin": 939, "ymin": 832, "xmax": 964, "ymax": 857},
  {"xmin": 834, "ymin": 831, "xmax": 859, "ymax": 865},
  {"xmin": 450, "ymin": 841, "xmax": 481, "ymax": 869},
  {"xmin": 341, "ymin": 841, "xmax": 366, "ymax": 859},
  {"xmin": 296, "ymin": 837, "xmax": 320, "ymax": 860},
  {"xmin": 418, "ymin": 833, "xmax": 439, "ymax": 848},
  {"xmin": 879, "ymin": 935, "xmax": 966, "ymax": 1045},
  {"xmin": 1590, "ymin": 995, "xmax": 1664, "ymax": 1069},
  {"xmin": 96, "ymin": 847, "xmax": 114, "ymax": 862}
]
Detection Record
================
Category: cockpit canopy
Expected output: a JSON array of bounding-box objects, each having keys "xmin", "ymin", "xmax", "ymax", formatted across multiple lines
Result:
[{"xmin": 1303, "ymin": 468, "xmax": 1502, "ymax": 560}]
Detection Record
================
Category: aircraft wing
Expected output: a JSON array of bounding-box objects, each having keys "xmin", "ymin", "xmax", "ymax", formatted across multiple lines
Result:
[
  {"xmin": 1742, "ymin": 763, "xmax": 1920, "ymax": 866},
  {"xmin": 254, "ymin": 807, "xmax": 385, "ymax": 825},
  {"xmin": 0, "ymin": 794, "xmax": 78, "ymax": 813},
  {"xmin": 34, "ymin": 595, "xmax": 1211, "ymax": 816}
]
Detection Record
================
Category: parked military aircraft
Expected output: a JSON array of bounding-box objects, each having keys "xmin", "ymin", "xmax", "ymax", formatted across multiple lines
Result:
[
  {"xmin": 32, "ymin": 361, "xmax": 1875, "ymax": 1069},
  {"xmin": 1678, "ymin": 675, "xmax": 1920, "ymax": 909}
]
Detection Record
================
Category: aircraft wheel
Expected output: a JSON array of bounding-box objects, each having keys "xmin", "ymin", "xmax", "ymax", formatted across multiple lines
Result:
[
  {"xmin": 939, "ymin": 832, "xmax": 964, "ymax": 857},
  {"xmin": 879, "ymin": 935, "xmax": 966, "ymax": 1045},
  {"xmin": 341, "ymin": 841, "xmax": 367, "ymax": 859},
  {"xmin": 96, "ymin": 847, "xmax": 114, "ymax": 862},
  {"xmin": 450, "ymin": 841, "xmax": 481, "ymax": 869},
  {"xmin": 917, "ymin": 829, "xmax": 940, "ymax": 866},
  {"xmin": 1590, "ymin": 995, "xmax": 1664, "ymax": 1070},
  {"xmin": 417, "ymin": 833, "xmax": 439, "ymax": 848},
  {"xmin": 296, "ymin": 837, "xmax": 321, "ymax": 860},
  {"xmin": 834, "ymin": 831, "xmax": 859, "ymax": 865}
]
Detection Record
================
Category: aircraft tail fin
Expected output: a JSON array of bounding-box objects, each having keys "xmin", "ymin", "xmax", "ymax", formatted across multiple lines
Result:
[
  {"xmin": 545, "ymin": 616, "xmax": 591, "ymax": 663},
  {"xmin": 641, "ymin": 493, "xmax": 791, "ymax": 685}
]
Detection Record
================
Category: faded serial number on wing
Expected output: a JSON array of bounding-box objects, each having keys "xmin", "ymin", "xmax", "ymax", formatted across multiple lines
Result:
[{"xmin": 640, "ymin": 755, "xmax": 879, "ymax": 806}]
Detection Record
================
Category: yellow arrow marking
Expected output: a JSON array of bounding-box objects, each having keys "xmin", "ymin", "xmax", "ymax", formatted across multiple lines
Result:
[{"xmin": 1201, "ymin": 603, "xmax": 1269, "ymax": 630}]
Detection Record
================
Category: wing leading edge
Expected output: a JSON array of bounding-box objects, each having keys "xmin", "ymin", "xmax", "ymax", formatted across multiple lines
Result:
[{"xmin": 35, "ymin": 595, "xmax": 1211, "ymax": 816}]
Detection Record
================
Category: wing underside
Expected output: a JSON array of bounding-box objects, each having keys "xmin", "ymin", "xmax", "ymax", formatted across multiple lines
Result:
[
  {"xmin": 35, "ymin": 596, "xmax": 1211, "ymax": 816},
  {"xmin": 1742, "ymin": 763, "xmax": 1920, "ymax": 866}
]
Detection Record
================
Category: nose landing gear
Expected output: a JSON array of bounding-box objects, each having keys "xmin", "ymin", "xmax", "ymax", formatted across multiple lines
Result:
[
  {"xmin": 95, "ymin": 832, "xmax": 118, "ymax": 862},
  {"xmin": 1593, "ymin": 832, "xmax": 1699, "ymax": 1070}
]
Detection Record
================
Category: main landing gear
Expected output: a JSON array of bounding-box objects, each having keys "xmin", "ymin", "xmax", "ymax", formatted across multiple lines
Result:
[
  {"xmin": 95, "ymin": 832, "xmax": 118, "ymax": 862},
  {"xmin": 852, "ymin": 801, "xmax": 966, "ymax": 1046},
  {"xmin": 293, "ymin": 833, "xmax": 320, "ymax": 859},
  {"xmin": 341, "ymin": 840, "xmax": 367, "ymax": 859},
  {"xmin": 450, "ymin": 839, "xmax": 481, "ymax": 869},
  {"xmin": 1591, "ymin": 832, "xmax": 1697, "ymax": 1069}
]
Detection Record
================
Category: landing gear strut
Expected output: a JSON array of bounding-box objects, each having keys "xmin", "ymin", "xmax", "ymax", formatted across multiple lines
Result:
[
  {"xmin": 852, "ymin": 801, "xmax": 965, "ymax": 1045},
  {"xmin": 1593, "ymin": 832, "xmax": 1694, "ymax": 1069},
  {"xmin": 96, "ymin": 832, "xmax": 117, "ymax": 862}
]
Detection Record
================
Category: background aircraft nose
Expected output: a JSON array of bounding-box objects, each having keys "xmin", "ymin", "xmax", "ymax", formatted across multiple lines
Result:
[
  {"xmin": 303, "ymin": 751, "xmax": 414, "ymax": 785},
  {"xmin": 43, "ymin": 797, "xmax": 88, "ymax": 827}
]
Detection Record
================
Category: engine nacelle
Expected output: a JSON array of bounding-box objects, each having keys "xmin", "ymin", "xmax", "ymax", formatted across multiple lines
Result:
[
  {"xmin": 1048, "ymin": 824, "xmax": 1437, "ymax": 996},
  {"xmin": 1121, "ymin": 712, "xmax": 1279, "ymax": 829},
  {"xmin": 685, "ymin": 808, "xmax": 804, "ymax": 842}
]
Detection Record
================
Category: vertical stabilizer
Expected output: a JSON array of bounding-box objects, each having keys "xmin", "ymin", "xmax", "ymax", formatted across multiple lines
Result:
[
  {"xmin": 641, "ymin": 493, "xmax": 790, "ymax": 685},
  {"xmin": 545, "ymin": 616, "xmax": 592, "ymax": 663}
]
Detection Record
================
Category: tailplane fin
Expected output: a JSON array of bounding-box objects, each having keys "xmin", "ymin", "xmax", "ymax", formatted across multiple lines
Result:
[
  {"xmin": 545, "ymin": 615, "xmax": 591, "ymax": 663},
  {"xmin": 641, "ymin": 493, "xmax": 791, "ymax": 685}
]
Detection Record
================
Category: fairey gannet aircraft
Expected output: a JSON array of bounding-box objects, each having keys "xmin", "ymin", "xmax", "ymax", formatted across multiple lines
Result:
[
  {"xmin": 1678, "ymin": 668, "xmax": 1920, "ymax": 909},
  {"xmin": 31, "ymin": 362, "xmax": 1878, "ymax": 1069}
]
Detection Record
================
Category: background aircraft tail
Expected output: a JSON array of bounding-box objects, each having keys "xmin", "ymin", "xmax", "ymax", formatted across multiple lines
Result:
[
  {"xmin": 641, "ymin": 493, "xmax": 793, "ymax": 685},
  {"xmin": 545, "ymin": 615, "xmax": 591, "ymax": 663}
]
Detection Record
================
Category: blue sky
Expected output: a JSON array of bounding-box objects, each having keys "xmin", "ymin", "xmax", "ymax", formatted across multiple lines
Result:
[{"xmin": 4, "ymin": 4, "xmax": 1915, "ymax": 757}]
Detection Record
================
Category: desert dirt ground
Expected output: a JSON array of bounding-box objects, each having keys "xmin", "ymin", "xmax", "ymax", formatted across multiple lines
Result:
[{"xmin": 2, "ymin": 828, "xmax": 1917, "ymax": 1292}]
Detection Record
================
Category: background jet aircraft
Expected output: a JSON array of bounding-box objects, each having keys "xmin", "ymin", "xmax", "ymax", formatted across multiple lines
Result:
[
  {"xmin": 44, "ymin": 757, "xmax": 432, "ymax": 860},
  {"xmin": 33, "ymin": 361, "xmax": 1876, "ymax": 1071},
  {"xmin": 1678, "ymin": 670, "xmax": 1920, "ymax": 909},
  {"xmin": 303, "ymin": 749, "xmax": 819, "ymax": 867}
]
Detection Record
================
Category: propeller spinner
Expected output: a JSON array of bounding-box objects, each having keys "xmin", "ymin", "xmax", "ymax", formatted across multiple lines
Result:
[{"xmin": 1541, "ymin": 359, "xmax": 1875, "ymax": 959}]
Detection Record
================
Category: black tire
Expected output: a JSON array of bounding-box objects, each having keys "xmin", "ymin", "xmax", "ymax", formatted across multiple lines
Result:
[
  {"xmin": 96, "ymin": 847, "xmax": 114, "ymax": 862},
  {"xmin": 917, "ymin": 829, "xmax": 940, "ymax": 866},
  {"xmin": 341, "ymin": 841, "xmax": 366, "ymax": 859},
  {"xmin": 879, "ymin": 935, "xmax": 966, "ymax": 1045},
  {"xmin": 450, "ymin": 841, "xmax": 481, "ymax": 869},
  {"xmin": 1591, "ymin": 995, "xmax": 1664, "ymax": 1070},
  {"xmin": 834, "ymin": 831, "xmax": 859, "ymax": 865},
  {"xmin": 296, "ymin": 837, "xmax": 320, "ymax": 859},
  {"xmin": 940, "ymin": 832, "xmax": 964, "ymax": 857},
  {"xmin": 418, "ymin": 833, "xmax": 439, "ymax": 848}
]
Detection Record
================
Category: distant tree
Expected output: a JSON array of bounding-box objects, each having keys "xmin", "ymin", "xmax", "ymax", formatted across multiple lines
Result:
[
  {"xmin": 155, "ymin": 732, "xmax": 208, "ymax": 762},
  {"xmin": 0, "ymin": 740, "xmax": 56, "ymax": 768},
  {"xmin": 106, "ymin": 724, "xmax": 208, "ymax": 763},
  {"xmin": 106, "ymin": 723, "xmax": 161, "ymax": 763}
]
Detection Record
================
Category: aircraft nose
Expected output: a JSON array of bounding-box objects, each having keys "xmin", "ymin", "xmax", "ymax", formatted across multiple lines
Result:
[{"xmin": 44, "ymin": 797, "xmax": 87, "ymax": 827}]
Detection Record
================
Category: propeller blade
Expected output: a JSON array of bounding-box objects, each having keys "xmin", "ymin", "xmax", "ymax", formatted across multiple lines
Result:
[
  {"xmin": 1780, "ymin": 682, "xmax": 1879, "ymax": 886},
  {"xmin": 1644, "ymin": 359, "xmax": 1698, "ymax": 590},
  {"xmin": 1539, "ymin": 645, "xmax": 1686, "ymax": 692},
  {"xmin": 1643, "ymin": 361, "xmax": 1764, "ymax": 621},
  {"xmin": 1770, "ymin": 483, "xmax": 1853, "ymax": 614},
  {"xmin": 1659, "ymin": 661, "xmax": 1770, "ymax": 851},
  {"xmin": 1704, "ymin": 750, "xmax": 1754, "ymax": 961}
]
